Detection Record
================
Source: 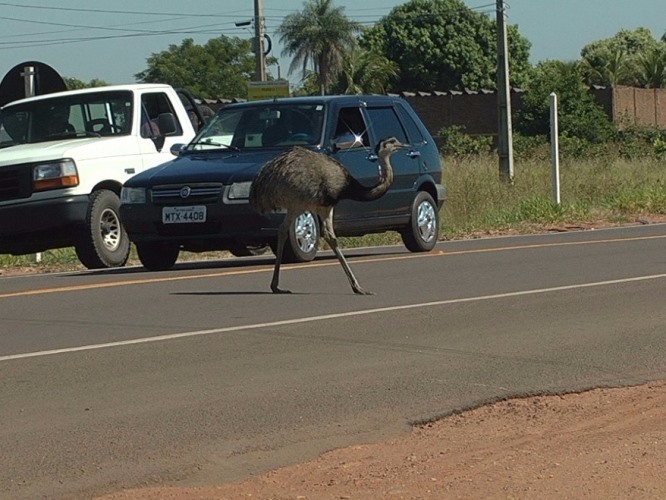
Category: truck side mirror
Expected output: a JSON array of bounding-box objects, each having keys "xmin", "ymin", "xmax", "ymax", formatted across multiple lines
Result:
[{"xmin": 157, "ymin": 112, "xmax": 178, "ymax": 136}]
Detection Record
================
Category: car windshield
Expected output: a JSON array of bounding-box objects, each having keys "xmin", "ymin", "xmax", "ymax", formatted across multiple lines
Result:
[
  {"xmin": 186, "ymin": 102, "xmax": 325, "ymax": 151},
  {"xmin": 0, "ymin": 90, "xmax": 133, "ymax": 149}
]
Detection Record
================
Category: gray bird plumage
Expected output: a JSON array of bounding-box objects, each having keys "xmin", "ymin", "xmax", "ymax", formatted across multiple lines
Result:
[{"xmin": 249, "ymin": 137, "xmax": 406, "ymax": 295}]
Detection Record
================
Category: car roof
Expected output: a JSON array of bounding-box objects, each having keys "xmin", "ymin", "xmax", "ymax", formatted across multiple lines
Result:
[
  {"xmin": 1, "ymin": 83, "xmax": 174, "ymax": 109},
  {"xmin": 225, "ymin": 94, "xmax": 404, "ymax": 109}
]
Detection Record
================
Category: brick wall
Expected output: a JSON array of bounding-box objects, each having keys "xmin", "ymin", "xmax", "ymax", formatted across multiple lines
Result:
[
  {"xmin": 610, "ymin": 86, "xmax": 666, "ymax": 128},
  {"xmin": 206, "ymin": 86, "xmax": 666, "ymax": 143},
  {"xmin": 397, "ymin": 86, "xmax": 666, "ymax": 143}
]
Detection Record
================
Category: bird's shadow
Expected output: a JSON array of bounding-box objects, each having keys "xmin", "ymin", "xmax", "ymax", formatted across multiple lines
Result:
[{"xmin": 170, "ymin": 290, "xmax": 344, "ymax": 296}]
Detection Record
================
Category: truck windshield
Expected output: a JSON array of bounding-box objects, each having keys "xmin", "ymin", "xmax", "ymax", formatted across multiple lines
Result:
[
  {"xmin": 186, "ymin": 103, "xmax": 325, "ymax": 151},
  {"xmin": 0, "ymin": 90, "xmax": 133, "ymax": 148}
]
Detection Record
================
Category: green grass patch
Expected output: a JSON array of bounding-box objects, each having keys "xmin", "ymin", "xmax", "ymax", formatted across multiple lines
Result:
[{"xmin": 2, "ymin": 154, "xmax": 666, "ymax": 273}]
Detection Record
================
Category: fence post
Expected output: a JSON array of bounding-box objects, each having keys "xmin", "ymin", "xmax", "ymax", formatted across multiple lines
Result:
[{"xmin": 550, "ymin": 92, "xmax": 561, "ymax": 205}]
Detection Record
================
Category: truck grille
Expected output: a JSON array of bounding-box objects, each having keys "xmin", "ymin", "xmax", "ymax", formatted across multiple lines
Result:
[
  {"xmin": 0, "ymin": 165, "xmax": 32, "ymax": 202},
  {"xmin": 150, "ymin": 183, "xmax": 223, "ymax": 205}
]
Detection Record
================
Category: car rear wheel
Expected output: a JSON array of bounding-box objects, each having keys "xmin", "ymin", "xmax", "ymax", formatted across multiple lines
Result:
[
  {"xmin": 401, "ymin": 191, "xmax": 439, "ymax": 252},
  {"xmin": 271, "ymin": 211, "xmax": 319, "ymax": 263},
  {"xmin": 75, "ymin": 189, "xmax": 130, "ymax": 269},
  {"xmin": 136, "ymin": 241, "xmax": 180, "ymax": 271}
]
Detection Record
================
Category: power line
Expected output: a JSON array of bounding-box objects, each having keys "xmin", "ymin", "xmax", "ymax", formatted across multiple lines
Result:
[
  {"xmin": 0, "ymin": 1, "xmax": 503, "ymax": 51},
  {"xmin": 0, "ymin": 2, "xmax": 248, "ymax": 18},
  {"xmin": 0, "ymin": 14, "xmax": 240, "ymax": 34}
]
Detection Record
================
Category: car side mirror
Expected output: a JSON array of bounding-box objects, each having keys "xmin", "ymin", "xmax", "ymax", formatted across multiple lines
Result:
[
  {"xmin": 170, "ymin": 143, "xmax": 185, "ymax": 156},
  {"xmin": 331, "ymin": 132, "xmax": 364, "ymax": 151}
]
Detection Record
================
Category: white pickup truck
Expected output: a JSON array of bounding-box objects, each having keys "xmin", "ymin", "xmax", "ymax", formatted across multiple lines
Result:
[{"xmin": 0, "ymin": 83, "xmax": 203, "ymax": 268}]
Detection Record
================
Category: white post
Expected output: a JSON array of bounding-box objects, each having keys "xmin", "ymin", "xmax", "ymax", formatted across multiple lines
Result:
[
  {"xmin": 22, "ymin": 65, "xmax": 36, "ymax": 97},
  {"xmin": 549, "ymin": 92, "xmax": 561, "ymax": 205}
]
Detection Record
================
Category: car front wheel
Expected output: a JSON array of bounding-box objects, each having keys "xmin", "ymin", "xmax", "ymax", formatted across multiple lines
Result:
[
  {"xmin": 136, "ymin": 241, "xmax": 180, "ymax": 271},
  {"xmin": 401, "ymin": 191, "xmax": 439, "ymax": 252},
  {"xmin": 75, "ymin": 189, "xmax": 130, "ymax": 269},
  {"xmin": 229, "ymin": 244, "xmax": 271, "ymax": 257},
  {"xmin": 271, "ymin": 211, "xmax": 319, "ymax": 263}
]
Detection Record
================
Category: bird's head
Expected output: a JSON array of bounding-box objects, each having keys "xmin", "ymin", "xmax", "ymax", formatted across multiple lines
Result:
[{"xmin": 375, "ymin": 136, "xmax": 407, "ymax": 155}]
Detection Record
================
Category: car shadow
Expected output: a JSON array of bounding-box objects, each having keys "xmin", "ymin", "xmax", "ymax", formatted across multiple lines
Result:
[
  {"xmin": 170, "ymin": 291, "xmax": 319, "ymax": 296},
  {"xmin": 62, "ymin": 248, "xmax": 404, "ymax": 278}
]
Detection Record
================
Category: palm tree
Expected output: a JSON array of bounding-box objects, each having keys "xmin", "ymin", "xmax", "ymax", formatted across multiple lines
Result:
[
  {"xmin": 333, "ymin": 49, "xmax": 400, "ymax": 95},
  {"xmin": 581, "ymin": 48, "xmax": 634, "ymax": 86},
  {"xmin": 636, "ymin": 47, "xmax": 666, "ymax": 88},
  {"xmin": 277, "ymin": 0, "xmax": 363, "ymax": 95}
]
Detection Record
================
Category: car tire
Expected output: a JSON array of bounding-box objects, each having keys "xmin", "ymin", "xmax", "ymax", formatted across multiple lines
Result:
[
  {"xmin": 271, "ymin": 211, "xmax": 319, "ymax": 263},
  {"xmin": 75, "ymin": 189, "xmax": 130, "ymax": 269},
  {"xmin": 401, "ymin": 191, "xmax": 439, "ymax": 252},
  {"xmin": 136, "ymin": 241, "xmax": 180, "ymax": 271}
]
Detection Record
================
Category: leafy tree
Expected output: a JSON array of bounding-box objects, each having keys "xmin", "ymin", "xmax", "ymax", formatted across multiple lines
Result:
[
  {"xmin": 516, "ymin": 60, "xmax": 614, "ymax": 144},
  {"xmin": 277, "ymin": 0, "xmax": 363, "ymax": 95},
  {"xmin": 64, "ymin": 77, "xmax": 109, "ymax": 90},
  {"xmin": 580, "ymin": 28, "xmax": 665, "ymax": 87},
  {"xmin": 636, "ymin": 46, "xmax": 666, "ymax": 88},
  {"xmin": 360, "ymin": 0, "xmax": 531, "ymax": 92},
  {"xmin": 135, "ymin": 37, "xmax": 255, "ymax": 99},
  {"xmin": 330, "ymin": 49, "xmax": 400, "ymax": 94},
  {"xmin": 290, "ymin": 71, "xmax": 320, "ymax": 96}
]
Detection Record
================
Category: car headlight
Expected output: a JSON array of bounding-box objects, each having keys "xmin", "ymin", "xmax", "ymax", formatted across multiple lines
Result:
[
  {"xmin": 32, "ymin": 159, "xmax": 79, "ymax": 191},
  {"xmin": 120, "ymin": 187, "xmax": 147, "ymax": 204},
  {"xmin": 228, "ymin": 181, "xmax": 252, "ymax": 200}
]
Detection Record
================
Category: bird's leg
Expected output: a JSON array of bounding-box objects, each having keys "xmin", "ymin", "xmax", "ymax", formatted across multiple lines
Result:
[
  {"xmin": 270, "ymin": 218, "xmax": 292, "ymax": 294},
  {"xmin": 322, "ymin": 211, "xmax": 373, "ymax": 295}
]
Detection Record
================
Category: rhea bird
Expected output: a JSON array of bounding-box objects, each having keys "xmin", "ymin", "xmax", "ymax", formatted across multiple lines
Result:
[{"xmin": 249, "ymin": 137, "xmax": 406, "ymax": 295}]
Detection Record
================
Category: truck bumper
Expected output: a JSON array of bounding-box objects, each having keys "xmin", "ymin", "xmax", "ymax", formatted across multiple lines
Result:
[{"xmin": 0, "ymin": 195, "xmax": 89, "ymax": 254}]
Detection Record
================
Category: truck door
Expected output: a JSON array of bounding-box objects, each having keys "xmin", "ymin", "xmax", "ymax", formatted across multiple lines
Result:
[{"xmin": 138, "ymin": 92, "xmax": 188, "ymax": 170}]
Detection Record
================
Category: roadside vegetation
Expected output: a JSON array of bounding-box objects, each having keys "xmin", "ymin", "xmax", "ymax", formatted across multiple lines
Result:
[{"xmin": 2, "ymin": 130, "xmax": 665, "ymax": 274}]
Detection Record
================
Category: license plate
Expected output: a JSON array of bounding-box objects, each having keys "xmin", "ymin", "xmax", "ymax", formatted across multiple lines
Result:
[{"xmin": 162, "ymin": 206, "xmax": 207, "ymax": 224}]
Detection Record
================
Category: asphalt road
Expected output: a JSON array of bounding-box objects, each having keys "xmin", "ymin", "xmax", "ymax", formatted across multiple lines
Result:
[{"xmin": 1, "ymin": 224, "xmax": 666, "ymax": 499}]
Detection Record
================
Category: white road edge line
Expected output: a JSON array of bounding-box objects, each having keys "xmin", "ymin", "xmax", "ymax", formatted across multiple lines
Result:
[{"xmin": 3, "ymin": 273, "xmax": 666, "ymax": 363}]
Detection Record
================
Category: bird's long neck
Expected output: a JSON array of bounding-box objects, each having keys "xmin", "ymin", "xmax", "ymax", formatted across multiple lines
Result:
[{"xmin": 346, "ymin": 153, "xmax": 395, "ymax": 202}]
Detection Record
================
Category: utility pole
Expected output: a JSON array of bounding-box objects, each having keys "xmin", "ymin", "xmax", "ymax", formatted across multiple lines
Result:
[
  {"xmin": 21, "ymin": 65, "xmax": 42, "ymax": 263},
  {"xmin": 496, "ymin": 0, "xmax": 514, "ymax": 182},
  {"xmin": 254, "ymin": 0, "xmax": 266, "ymax": 82}
]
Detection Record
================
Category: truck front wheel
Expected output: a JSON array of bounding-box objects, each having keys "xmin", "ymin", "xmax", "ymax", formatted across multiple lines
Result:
[{"xmin": 75, "ymin": 189, "xmax": 130, "ymax": 269}]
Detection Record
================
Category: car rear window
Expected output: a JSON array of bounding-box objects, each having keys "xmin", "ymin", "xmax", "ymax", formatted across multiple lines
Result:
[{"xmin": 366, "ymin": 106, "xmax": 408, "ymax": 144}]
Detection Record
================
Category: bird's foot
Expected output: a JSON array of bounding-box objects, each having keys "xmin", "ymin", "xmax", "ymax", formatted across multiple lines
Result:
[
  {"xmin": 271, "ymin": 286, "xmax": 292, "ymax": 294},
  {"xmin": 352, "ymin": 286, "xmax": 374, "ymax": 296}
]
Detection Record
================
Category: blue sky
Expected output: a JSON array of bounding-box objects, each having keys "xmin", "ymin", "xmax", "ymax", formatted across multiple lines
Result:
[{"xmin": 0, "ymin": 0, "xmax": 664, "ymax": 86}]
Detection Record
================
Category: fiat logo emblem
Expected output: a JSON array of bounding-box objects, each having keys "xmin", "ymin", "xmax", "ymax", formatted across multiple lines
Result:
[{"xmin": 179, "ymin": 186, "xmax": 191, "ymax": 199}]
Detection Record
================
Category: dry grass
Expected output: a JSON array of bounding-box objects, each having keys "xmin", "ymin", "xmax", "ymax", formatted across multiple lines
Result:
[{"xmin": 2, "ymin": 155, "xmax": 665, "ymax": 275}]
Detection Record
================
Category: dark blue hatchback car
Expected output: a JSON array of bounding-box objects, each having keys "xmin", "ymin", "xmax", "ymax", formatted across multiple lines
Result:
[{"xmin": 120, "ymin": 95, "xmax": 446, "ymax": 270}]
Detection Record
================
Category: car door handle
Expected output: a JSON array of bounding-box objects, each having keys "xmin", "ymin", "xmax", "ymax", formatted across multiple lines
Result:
[
  {"xmin": 407, "ymin": 150, "xmax": 421, "ymax": 158},
  {"xmin": 367, "ymin": 153, "xmax": 378, "ymax": 161}
]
